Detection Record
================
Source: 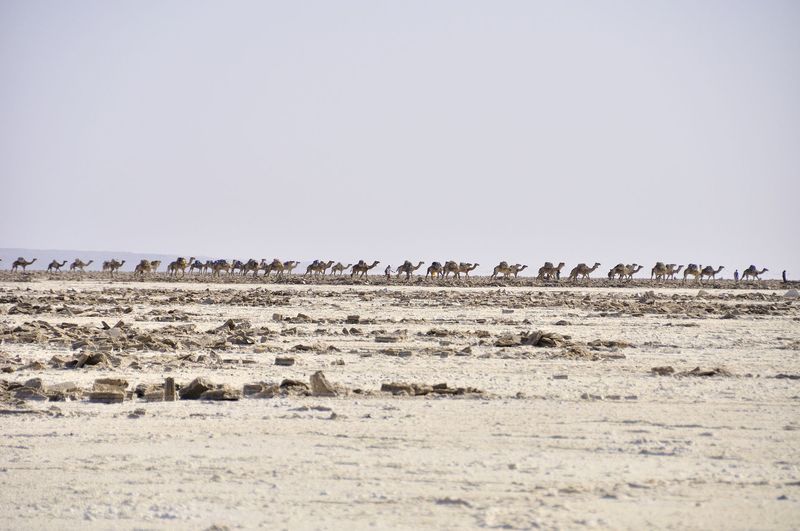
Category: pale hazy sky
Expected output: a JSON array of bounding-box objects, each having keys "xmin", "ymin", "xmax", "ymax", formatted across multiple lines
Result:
[{"xmin": 1, "ymin": 1, "xmax": 798, "ymax": 276}]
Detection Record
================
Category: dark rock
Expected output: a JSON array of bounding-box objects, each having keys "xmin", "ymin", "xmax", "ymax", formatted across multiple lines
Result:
[
  {"xmin": 243, "ymin": 383, "xmax": 266, "ymax": 396},
  {"xmin": 144, "ymin": 389, "xmax": 165, "ymax": 402},
  {"xmin": 14, "ymin": 387, "xmax": 48, "ymax": 401},
  {"xmin": 678, "ymin": 367, "xmax": 733, "ymax": 377},
  {"xmin": 310, "ymin": 371, "xmax": 337, "ymax": 397},
  {"xmin": 88, "ymin": 391, "xmax": 125, "ymax": 404},
  {"xmin": 94, "ymin": 378, "xmax": 128, "ymax": 389},
  {"xmin": 199, "ymin": 386, "xmax": 240, "ymax": 401},
  {"xmin": 279, "ymin": 379, "xmax": 309, "ymax": 391},
  {"xmin": 651, "ymin": 366, "xmax": 675, "ymax": 376},
  {"xmin": 381, "ymin": 382, "xmax": 414, "ymax": 395},
  {"xmin": 85, "ymin": 353, "xmax": 109, "ymax": 366},
  {"xmin": 24, "ymin": 377, "xmax": 44, "ymax": 390},
  {"xmin": 179, "ymin": 377, "xmax": 215, "ymax": 399}
]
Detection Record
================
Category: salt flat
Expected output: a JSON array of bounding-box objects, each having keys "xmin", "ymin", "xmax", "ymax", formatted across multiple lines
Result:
[{"xmin": 1, "ymin": 276, "xmax": 798, "ymax": 530}]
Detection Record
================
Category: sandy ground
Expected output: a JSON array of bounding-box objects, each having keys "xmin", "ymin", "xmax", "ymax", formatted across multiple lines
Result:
[{"xmin": 0, "ymin": 276, "xmax": 798, "ymax": 530}]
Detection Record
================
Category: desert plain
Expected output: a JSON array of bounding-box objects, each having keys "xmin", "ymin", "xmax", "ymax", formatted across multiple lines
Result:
[{"xmin": 0, "ymin": 272, "xmax": 798, "ymax": 530}]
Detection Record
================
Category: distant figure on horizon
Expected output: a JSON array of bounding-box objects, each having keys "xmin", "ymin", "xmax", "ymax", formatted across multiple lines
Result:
[
  {"xmin": 385, "ymin": 265, "xmax": 392, "ymax": 280},
  {"xmin": 783, "ymin": 270, "xmax": 787, "ymax": 283},
  {"xmin": 734, "ymin": 269, "xmax": 739, "ymax": 282}
]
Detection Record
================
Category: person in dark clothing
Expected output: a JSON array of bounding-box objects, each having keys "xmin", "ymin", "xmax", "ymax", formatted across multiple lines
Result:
[
  {"xmin": 783, "ymin": 270, "xmax": 787, "ymax": 283},
  {"xmin": 734, "ymin": 269, "xmax": 739, "ymax": 282}
]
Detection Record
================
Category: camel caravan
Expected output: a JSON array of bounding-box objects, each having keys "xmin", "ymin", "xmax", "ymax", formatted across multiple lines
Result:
[{"xmin": 4, "ymin": 255, "xmax": 780, "ymax": 284}]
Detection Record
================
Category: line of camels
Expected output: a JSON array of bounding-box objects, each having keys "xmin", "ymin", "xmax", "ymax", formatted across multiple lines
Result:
[{"xmin": 4, "ymin": 257, "xmax": 772, "ymax": 282}]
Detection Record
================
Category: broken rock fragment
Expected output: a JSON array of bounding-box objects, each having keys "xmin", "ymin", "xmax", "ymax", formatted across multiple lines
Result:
[
  {"xmin": 310, "ymin": 371, "xmax": 337, "ymax": 397},
  {"xmin": 179, "ymin": 377, "xmax": 215, "ymax": 400},
  {"xmin": 199, "ymin": 386, "xmax": 240, "ymax": 401}
]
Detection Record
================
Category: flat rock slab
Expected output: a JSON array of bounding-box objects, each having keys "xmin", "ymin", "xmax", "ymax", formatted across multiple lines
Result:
[
  {"xmin": 94, "ymin": 378, "xmax": 129, "ymax": 389},
  {"xmin": 199, "ymin": 387, "xmax": 240, "ymax": 401},
  {"xmin": 88, "ymin": 391, "xmax": 124, "ymax": 404},
  {"xmin": 144, "ymin": 390, "xmax": 165, "ymax": 402},
  {"xmin": 14, "ymin": 387, "xmax": 49, "ymax": 401}
]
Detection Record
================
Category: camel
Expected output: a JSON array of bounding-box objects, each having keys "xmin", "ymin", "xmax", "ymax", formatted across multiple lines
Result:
[
  {"xmin": 283, "ymin": 261, "xmax": 299, "ymax": 275},
  {"xmin": 651, "ymin": 262, "xmax": 665, "ymax": 280},
  {"xmin": 491, "ymin": 261, "xmax": 512, "ymax": 279},
  {"xmin": 351, "ymin": 260, "xmax": 380, "ymax": 278},
  {"xmin": 650, "ymin": 262, "xmax": 677, "ymax": 281},
  {"xmin": 188, "ymin": 259, "xmax": 205, "ymax": 274},
  {"xmin": 741, "ymin": 265, "xmax": 768, "ymax": 281},
  {"xmin": 624, "ymin": 264, "xmax": 644, "ymax": 280},
  {"xmin": 306, "ymin": 260, "xmax": 335, "ymax": 276},
  {"xmin": 134, "ymin": 259, "xmax": 153, "ymax": 276},
  {"xmin": 201, "ymin": 260, "xmax": 214, "ymax": 274},
  {"xmin": 510, "ymin": 264, "xmax": 528, "ymax": 278},
  {"xmin": 665, "ymin": 264, "xmax": 684, "ymax": 280},
  {"xmin": 47, "ymin": 260, "xmax": 67, "ymax": 273},
  {"xmin": 683, "ymin": 264, "xmax": 703, "ymax": 282},
  {"xmin": 230, "ymin": 260, "xmax": 245, "ymax": 275},
  {"xmin": 133, "ymin": 260, "xmax": 161, "ymax": 276},
  {"xmin": 442, "ymin": 261, "xmax": 461, "ymax": 278},
  {"xmin": 458, "ymin": 262, "xmax": 479, "ymax": 278},
  {"xmin": 304, "ymin": 260, "xmax": 319, "ymax": 276},
  {"xmin": 426, "ymin": 262, "xmax": 443, "ymax": 278},
  {"xmin": 242, "ymin": 259, "xmax": 260, "ymax": 276},
  {"xmin": 260, "ymin": 259, "xmax": 298, "ymax": 276},
  {"xmin": 396, "ymin": 261, "xmax": 425, "ymax": 280},
  {"xmin": 110, "ymin": 259, "xmax": 125, "ymax": 274},
  {"xmin": 318, "ymin": 260, "xmax": 335, "ymax": 276},
  {"xmin": 700, "ymin": 265, "xmax": 724, "ymax": 281},
  {"xmin": 568, "ymin": 262, "xmax": 601, "ymax": 281},
  {"xmin": 165, "ymin": 257, "xmax": 181, "ymax": 276},
  {"xmin": 608, "ymin": 263, "xmax": 627, "ymax": 280},
  {"xmin": 608, "ymin": 263, "xmax": 642, "ymax": 280},
  {"xmin": 260, "ymin": 258, "xmax": 286, "ymax": 276},
  {"xmin": 441, "ymin": 261, "xmax": 477, "ymax": 279},
  {"xmin": 330, "ymin": 262, "xmax": 353, "ymax": 276},
  {"xmin": 69, "ymin": 259, "xmax": 93, "ymax": 272},
  {"xmin": 211, "ymin": 259, "xmax": 231, "ymax": 276},
  {"xmin": 537, "ymin": 262, "xmax": 565, "ymax": 281},
  {"xmin": 102, "ymin": 259, "xmax": 125, "ymax": 276},
  {"xmin": 11, "ymin": 257, "xmax": 37, "ymax": 272},
  {"xmin": 492, "ymin": 262, "xmax": 527, "ymax": 279},
  {"xmin": 259, "ymin": 259, "xmax": 278, "ymax": 276},
  {"xmin": 167, "ymin": 257, "xmax": 194, "ymax": 277}
]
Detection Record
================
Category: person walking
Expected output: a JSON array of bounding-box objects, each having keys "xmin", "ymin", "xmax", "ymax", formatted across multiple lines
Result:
[
  {"xmin": 734, "ymin": 269, "xmax": 739, "ymax": 282},
  {"xmin": 385, "ymin": 265, "xmax": 392, "ymax": 280},
  {"xmin": 783, "ymin": 270, "xmax": 787, "ymax": 283}
]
